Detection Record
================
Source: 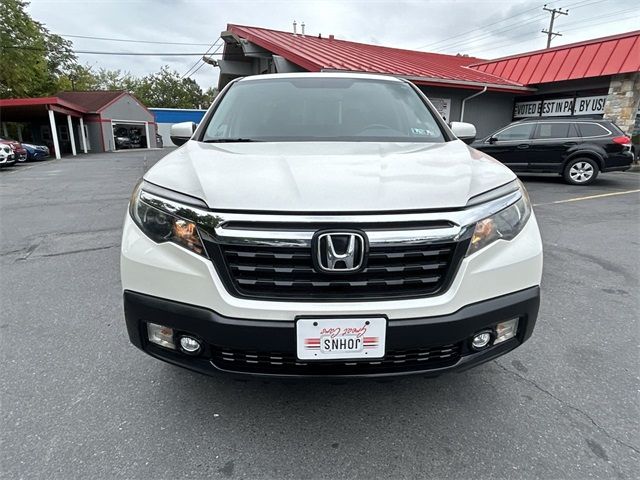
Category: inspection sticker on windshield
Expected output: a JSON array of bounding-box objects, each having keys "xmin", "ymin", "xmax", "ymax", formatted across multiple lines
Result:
[{"xmin": 296, "ymin": 317, "xmax": 386, "ymax": 360}]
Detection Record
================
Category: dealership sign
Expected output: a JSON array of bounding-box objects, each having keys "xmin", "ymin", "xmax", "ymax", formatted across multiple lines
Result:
[{"xmin": 514, "ymin": 95, "xmax": 606, "ymax": 118}]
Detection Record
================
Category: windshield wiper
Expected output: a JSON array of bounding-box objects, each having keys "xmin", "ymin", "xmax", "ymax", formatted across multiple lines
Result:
[{"xmin": 202, "ymin": 138, "xmax": 262, "ymax": 143}]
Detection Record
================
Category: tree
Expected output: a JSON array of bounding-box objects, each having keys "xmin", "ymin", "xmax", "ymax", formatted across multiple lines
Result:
[
  {"xmin": 0, "ymin": 2, "xmax": 211, "ymax": 107},
  {"xmin": 55, "ymin": 65, "xmax": 212, "ymax": 109},
  {"xmin": 132, "ymin": 66, "xmax": 206, "ymax": 109},
  {"xmin": 0, "ymin": 0, "xmax": 76, "ymax": 97},
  {"xmin": 202, "ymin": 87, "xmax": 219, "ymax": 107},
  {"xmin": 93, "ymin": 68, "xmax": 138, "ymax": 91},
  {"xmin": 42, "ymin": 31, "xmax": 76, "ymax": 92},
  {"xmin": 55, "ymin": 64, "xmax": 99, "ymax": 92}
]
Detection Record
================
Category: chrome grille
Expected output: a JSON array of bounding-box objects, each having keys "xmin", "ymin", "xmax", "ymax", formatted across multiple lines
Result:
[{"xmin": 203, "ymin": 239, "xmax": 467, "ymax": 301}]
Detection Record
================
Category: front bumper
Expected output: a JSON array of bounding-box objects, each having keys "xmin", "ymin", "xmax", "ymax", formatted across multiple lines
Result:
[
  {"xmin": 121, "ymin": 212, "xmax": 543, "ymax": 321},
  {"xmin": 27, "ymin": 151, "xmax": 49, "ymax": 160},
  {"xmin": 124, "ymin": 286, "xmax": 540, "ymax": 378},
  {"xmin": 602, "ymin": 165, "xmax": 632, "ymax": 173}
]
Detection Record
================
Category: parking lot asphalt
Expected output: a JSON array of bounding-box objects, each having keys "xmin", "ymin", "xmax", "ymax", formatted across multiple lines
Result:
[{"xmin": 1, "ymin": 151, "xmax": 639, "ymax": 480}]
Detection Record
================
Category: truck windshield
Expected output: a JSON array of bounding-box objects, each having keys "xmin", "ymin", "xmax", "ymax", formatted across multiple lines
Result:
[{"xmin": 201, "ymin": 77, "xmax": 446, "ymax": 143}]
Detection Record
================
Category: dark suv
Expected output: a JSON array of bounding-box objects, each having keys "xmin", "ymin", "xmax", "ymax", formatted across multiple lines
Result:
[{"xmin": 472, "ymin": 118, "xmax": 634, "ymax": 185}]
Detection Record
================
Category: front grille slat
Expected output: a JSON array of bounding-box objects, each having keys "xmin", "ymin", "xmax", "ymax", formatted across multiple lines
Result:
[
  {"xmin": 236, "ymin": 275, "xmax": 441, "ymax": 287},
  {"xmin": 369, "ymin": 248, "xmax": 452, "ymax": 259},
  {"xmin": 203, "ymin": 232, "xmax": 466, "ymax": 301},
  {"xmin": 229, "ymin": 262, "xmax": 447, "ymax": 275},
  {"xmin": 225, "ymin": 250, "xmax": 309, "ymax": 261}
]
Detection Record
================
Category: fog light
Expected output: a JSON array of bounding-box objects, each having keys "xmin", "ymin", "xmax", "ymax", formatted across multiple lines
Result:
[
  {"xmin": 147, "ymin": 322, "xmax": 175, "ymax": 350},
  {"xmin": 471, "ymin": 331, "xmax": 492, "ymax": 350},
  {"xmin": 179, "ymin": 335, "xmax": 202, "ymax": 355},
  {"xmin": 495, "ymin": 318, "xmax": 519, "ymax": 344}
]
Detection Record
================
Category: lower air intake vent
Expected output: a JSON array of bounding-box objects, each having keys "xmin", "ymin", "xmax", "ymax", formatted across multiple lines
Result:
[{"xmin": 211, "ymin": 343, "xmax": 463, "ymax": 375}]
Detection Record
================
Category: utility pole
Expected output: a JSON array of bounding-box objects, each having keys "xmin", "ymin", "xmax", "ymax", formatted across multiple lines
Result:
[{"xmin": 542, "ymin": 4, "xmax": 568, "ymax": 48}]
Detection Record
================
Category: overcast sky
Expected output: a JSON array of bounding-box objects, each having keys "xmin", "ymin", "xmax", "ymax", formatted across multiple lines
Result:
[{"xmin": 29, "ymin": 0, "xmax": 639, "ymax": 90}]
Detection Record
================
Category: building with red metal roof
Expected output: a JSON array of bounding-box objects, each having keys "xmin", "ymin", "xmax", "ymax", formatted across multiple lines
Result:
[
  {"xmin": 218, "ymin": 24, "xmax": 640, "ymax": 139},
  {"xmin": 222, "ymin": 24, "xmax": 532, "ymax": 93},
  {"xmin": 2, "ymin": 26, "xmax": 638, "ymax": 156},
  {"xmin": 56, "ymin": 90, "xmax": 130, "ymax": 113},
  {"xmin": 0, "ymin": 91, "xmax": 156, "ymax": 158},
  {"xmin": 468, "ymin": 30, "xmax": 640, "ymax": 136},
  {"xmin": 469, "ymin": 30, "xmax": 640, "ymax": 86}
]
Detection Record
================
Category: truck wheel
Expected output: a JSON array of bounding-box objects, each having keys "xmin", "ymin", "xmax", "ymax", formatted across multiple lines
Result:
[{"xmin": 563, "ymin": 157, "xmax": 599, "ymax": 185}]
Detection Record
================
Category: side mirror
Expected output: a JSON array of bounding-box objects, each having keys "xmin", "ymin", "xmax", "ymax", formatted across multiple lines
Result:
[
  {"xmin": 170, "ymin": 122, "xmax": 197, "ymax": 146},
  {"xmin": 450, "ymin": 121, "xmax": 476, "ymax": 145},
  {"xmin": 488, "ymin": 136, "xmax": 498, "ymax": 144}
]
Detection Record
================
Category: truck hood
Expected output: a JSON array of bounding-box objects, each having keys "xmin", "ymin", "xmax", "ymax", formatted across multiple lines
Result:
[{"xmin": 144, "ymin": 140, "xmax": 515, "ymax": 212}]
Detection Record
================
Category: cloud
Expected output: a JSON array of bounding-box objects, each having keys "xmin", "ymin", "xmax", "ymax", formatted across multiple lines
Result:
[{"xmin": 28, "ymin": 0, "xmax": 639, "ymax": 91}]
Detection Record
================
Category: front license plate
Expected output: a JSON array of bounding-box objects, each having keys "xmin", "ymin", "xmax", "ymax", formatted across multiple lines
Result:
[{"xmin": 296, "ymin": 317, "xmax": 386, "ymax": 360}]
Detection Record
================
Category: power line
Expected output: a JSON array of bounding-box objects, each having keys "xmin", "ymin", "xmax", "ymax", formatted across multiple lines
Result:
[
  {"xmin": 59, "ymin": 34, "xmax": 211, "ymax": 46},
  {"xmin": 432, "ymin": 13, "xmax": 548, "ymax": 53},
  {"xmin": 183, "ymin": 53, "xmax": 215, "ymax": 79},
  {"xmin": 426, "ymin": 0, "xmax": 607, "ymax": 53},
  {"xmin": 416, "ymin": 2, "xmax": 547, "ymax": 50},
  {"xmin": 0, "ymin": 46, "xmax": 227, "ymax": 56},
  {"xmin": 467, "ymin": 26, "xmax": 553, "ymax": 56},
  {"xmin": 466, "ymin": 10, "xmax": 637, "ymax": 56},
  {"xmin": 557, "ymin": 7, "xmax": 639, "ymax": 32},
  {"xmin": 433, "ymin": 0, "xmax": 607, "ymax": 53},
  {"xmin": 180, "ymin": 39, "xmax": 222, "ymax": 79},
  {"xmin": 186, "ymin": 61, "xmax": 208, "ymax": 78}
]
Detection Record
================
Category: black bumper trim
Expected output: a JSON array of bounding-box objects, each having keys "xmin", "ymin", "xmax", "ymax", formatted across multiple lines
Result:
[
  {"xmin": 602, "ymin": 165, "xmax": 632, "ymax": 173},
  {"xmin": 124, "ymin": 286, "xmax": 540, "ymax": 378}
]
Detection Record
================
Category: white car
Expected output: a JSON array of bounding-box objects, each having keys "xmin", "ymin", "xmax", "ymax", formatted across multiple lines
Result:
[
  {"xmin": 121, "ymin": 73, "xmax": 543, "ymax": 378},
  {"xmin": 0, "ymin": 144, "xmax": 16, "ymax": 168}
]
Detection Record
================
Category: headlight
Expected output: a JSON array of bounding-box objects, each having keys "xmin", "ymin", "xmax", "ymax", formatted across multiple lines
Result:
[
  {"xmin": 129, "ymin": 182, "xmax": 207, "ymax": 257},
  {"xmin": 466, "ymin": 183, "xmax": 532, "ymax": 256}
]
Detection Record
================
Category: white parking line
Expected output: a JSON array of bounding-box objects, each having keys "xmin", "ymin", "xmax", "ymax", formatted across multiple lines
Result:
[
  {"xmin": 1, "ymin": 158, "xmax": 62, "ymax": 175},
  {"xmin": 534, "ymin": 189, "xmax": 640, "ymax": 206},
  {"xmin": 3, "ymin": 165, "xmax": 37, "ymax": 175}
]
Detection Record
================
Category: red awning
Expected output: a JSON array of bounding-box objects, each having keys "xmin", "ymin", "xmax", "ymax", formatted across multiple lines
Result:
[
  {"xmin": 470, "ymin": 30, "xmax": 640, "ymax": 85},
  {"xmin": 0, "ymin": 97, "xmax": 87, "ymax": 121}
]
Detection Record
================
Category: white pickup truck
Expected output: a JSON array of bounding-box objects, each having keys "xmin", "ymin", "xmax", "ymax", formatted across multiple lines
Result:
[{"xmin": 121, "ymin": 72, "xmax": 543, "ymax": 378}]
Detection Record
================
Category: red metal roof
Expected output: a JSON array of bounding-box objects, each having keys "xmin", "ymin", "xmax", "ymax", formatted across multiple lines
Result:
[
  {"xmin": 56, "ymin": 90, "xmax": 127, "ymax": 113},
  {"xmin": 0, "ymin": 97, "xmax": 87, "ymax": 113},
  {"xmin": 0, "ymin": 97, "xmax": 88, "ymax": 120},
  {"xmin": 226, "ymin": 24, "xmax": 532, "ymax": 92},
  {"xmin": 470, "ymin": 30, "xmax": 640, "ymax": 85}
]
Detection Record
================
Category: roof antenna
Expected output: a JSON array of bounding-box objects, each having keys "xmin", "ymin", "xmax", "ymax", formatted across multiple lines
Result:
[
  {"xmin": 301, "ymin": 21, "xmax": 305, "ymax": 37},
  {"xmin": 293, "ymin": 20, "xmax": 297, "ymax": 36}
]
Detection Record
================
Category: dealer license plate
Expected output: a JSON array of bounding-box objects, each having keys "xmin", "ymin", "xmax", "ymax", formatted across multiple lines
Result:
[{"xmin": 296, "ymin": 317, "xmax": 386, "ymax": 360}]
